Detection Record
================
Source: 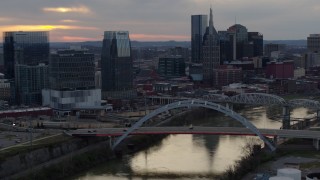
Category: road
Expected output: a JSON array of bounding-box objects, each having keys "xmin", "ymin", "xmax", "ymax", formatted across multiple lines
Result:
[{"xmin": 66, "ymin": 126, "xmax": 320, "ymax": 139}]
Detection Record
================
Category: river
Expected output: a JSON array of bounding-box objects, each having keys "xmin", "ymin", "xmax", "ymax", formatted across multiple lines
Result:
[{"xmin": 73, "ymin": 106, "xmax": 311, "ymax": 180}]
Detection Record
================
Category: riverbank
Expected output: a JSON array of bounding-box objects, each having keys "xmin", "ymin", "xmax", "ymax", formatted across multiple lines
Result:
[{"xmin": 242, "ymin": 139, "xmax": 320, "ymax": 179}]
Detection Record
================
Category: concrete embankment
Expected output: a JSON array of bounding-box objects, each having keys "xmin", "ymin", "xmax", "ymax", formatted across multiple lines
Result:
[{"xmin": 0, "ymin": 135, "xmax": 110, "ymax": 180}]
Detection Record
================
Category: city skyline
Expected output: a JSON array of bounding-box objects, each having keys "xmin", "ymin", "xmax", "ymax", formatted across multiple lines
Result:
[{"xmin": 0, "ymin": 0, "xmax": 319, "ymax": 42}]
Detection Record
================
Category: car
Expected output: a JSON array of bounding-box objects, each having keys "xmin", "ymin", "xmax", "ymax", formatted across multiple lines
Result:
[
  {"xmin": 93, "ymin": 130, "xmax": 97, "ymax": 132},
  {"xmin": 88, "ymin": 130, "xmax": 92, "ymax": 133},
  {"xmin": 123, "ymin": 129, "xmax": 127, "ymax": 132}
]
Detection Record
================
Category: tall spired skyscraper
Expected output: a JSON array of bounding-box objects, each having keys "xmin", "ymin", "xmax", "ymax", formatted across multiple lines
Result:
[
  {"xmin": 202, "ymin": 8, "xmax": 220, "ymax": 86},
  {"xmin": 101, "ymin": 31, "xmax": 134, "ymax": 99},
  {"xmin": 191, "ymin": 15, "xmax": 208, "ymax": 63}
]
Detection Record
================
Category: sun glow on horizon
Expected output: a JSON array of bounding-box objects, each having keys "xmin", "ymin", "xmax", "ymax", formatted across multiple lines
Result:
[
  {"xmin": 0, "ymin": 25, "xmax": 98, "ymax": 31},
  {"xmin": 130, "ymin": 33, "xmax": 189, "ymax": 41}
]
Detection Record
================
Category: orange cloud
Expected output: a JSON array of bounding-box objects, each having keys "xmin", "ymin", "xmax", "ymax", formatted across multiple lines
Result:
[
  {"xmin": 60, "ymin": 19, "xmax": 79, "ymax": 23},
  {"xmin": 0, "ymin": 17, "xmax": 11, "ymax": 22},
  {"xmin": 130, "ymin": 34, "xmax": 189, "ymax": 41},
  {"xmin": 61, "ymin": 36, "xmax": 100, "ymax": 42},
  {"xmin": 0, "ymin": 25, "xmax": 98, "ymax": 32},
  {"xmin": 43, "ymin": 5, "xmax": 90, "ymax": 14}
]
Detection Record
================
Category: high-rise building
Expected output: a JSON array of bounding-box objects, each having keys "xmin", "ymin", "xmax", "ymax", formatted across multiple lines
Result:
[
  {"xmin": 248, "ymin": 32, "xmax": 263, "ymax": 57},
  {"xmin": 218, "ymin": 31, "xmax": 236, "ymax": 62},
  {"xmin": 42, "ymin": 49, "xmax": 100, "ymax": 115},
  {"xmin": 202, "ymin": 8, "xmax": 220, "ymax": 86},
  {"xmin": 49, "ymin": 50, "xmax": 95, "ymax": 90},
  {"xmin": 191, "ymin": 15, "xmax": 208, "ymax": 63},
  {"xmin": 158, "ymin": 56, "xmax": 186, "ymax": 78},
  {"xmin": 15, "ymin": 63, "xmax": 49, "ymax": 105},
  {"xmin": 264, "ymin": 43, "xmax": 286, "ymax": 58},
  {"xmin": 304, "ymin": 52, "xmax": 320, "ymax": 69},
  {"xmin": 3, "ymin": 31, "xmax": 49, "ymax": 79},
  {"xmin": 307, "ymin": 34, "xmax": 320, "ymax": 53},
  {"xmin": 227, "ymin": 24, "xmax": 248, "ymax": 59},
  {"xmin": 101, "ymin": 31, "xmax": 134, "ymax": 99}
]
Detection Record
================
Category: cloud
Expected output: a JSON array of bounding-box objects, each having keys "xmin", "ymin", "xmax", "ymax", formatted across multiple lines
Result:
[
  {"xmin": 130, "ymin": 34, "xmax": 189, "ymax": 41},
  {"xmin": 60, "ymin": 19, "xmax": 79, "ymax": 23},
  {"xmin": 0, "ymin": 25, "xmax": 98, "ymax": 31},
  {"xmin": 43, "ymin": 5, "xmax": 90, "ymax": 14},
  {"xmin": 0, "ymin": 17, "xmax": 12, "ymax": 22},
  {"xmin": 61, "ymin": 36, "xmax": 99, "ymax": 42}
]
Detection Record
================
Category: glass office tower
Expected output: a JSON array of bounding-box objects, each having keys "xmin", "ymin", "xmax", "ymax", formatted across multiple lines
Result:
[
  {"xmin": 101, "ymin": 31, "xmax": 133, "ymax": 92},
  {"xmin": 3, "ymin": 31, "xmax": 49, "ymax": 79},
  {"xmin": 191, "ymin": 15, "xmax": 208, "ymax": 63}
]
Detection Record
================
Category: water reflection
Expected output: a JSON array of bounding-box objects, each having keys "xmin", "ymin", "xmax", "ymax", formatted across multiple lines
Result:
[{"xmin": 75, "ymin": 107, "xmax": 309, "ymax": 180}]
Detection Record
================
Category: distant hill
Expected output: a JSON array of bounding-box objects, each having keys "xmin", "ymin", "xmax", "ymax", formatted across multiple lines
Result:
[
  {"xmin": 131, "ymin": 41, "xmax": 190, "ymax": 48},
  {"xmin": 264, "ymin": 40, "xmax": 307, "ymax": 46},
  {"xmin": 50, "ymin": 41, "xmax": 191, "ymax": 48}
]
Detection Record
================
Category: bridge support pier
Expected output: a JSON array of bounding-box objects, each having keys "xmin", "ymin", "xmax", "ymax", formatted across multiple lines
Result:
[
  {"xmin": 313, "ymin": 139, "xmax": 320, "ymax": 150},
  {"xmin": 317, "ymin": 109, "xmax": 320, "ymax": 122},
  {"xmin": 282, "ymin": 105, "xmax": 291, "ymax": 129},
  {"xmin": 109, "ymin": 136, "xmax": 113, "ymax": 148},
  {"xmin": 226, "ymin": 103, "xmax": 233, "ymax": 111},
  {"xmin": 273, "ymin": 136, "xmax": 278, "ymax": 147}
]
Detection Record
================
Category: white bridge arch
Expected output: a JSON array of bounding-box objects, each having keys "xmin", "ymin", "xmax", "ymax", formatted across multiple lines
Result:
[{"xmin": 112, "ymin": 99, "xmax": 276, "ymax": 151}]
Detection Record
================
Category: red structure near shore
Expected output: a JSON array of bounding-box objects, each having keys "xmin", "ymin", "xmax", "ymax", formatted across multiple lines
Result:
[{"xmin": 0, "ymin": 107, "xmax": 53, "ymax": 118}]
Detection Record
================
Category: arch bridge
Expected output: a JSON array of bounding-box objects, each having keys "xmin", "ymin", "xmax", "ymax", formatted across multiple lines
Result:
[
  {"xmin": 148, "ymin": 93, "xmax": 320, "ymax": 129},
  {"xmin": 112, "ymin": 99, "xmax": 276, "ymax": 151}
]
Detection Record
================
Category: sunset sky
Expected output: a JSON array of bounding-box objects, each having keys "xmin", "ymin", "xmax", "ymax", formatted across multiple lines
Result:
[{"xmin": 0, "ymin": 0, "xmax": 319, "ymax": 42}]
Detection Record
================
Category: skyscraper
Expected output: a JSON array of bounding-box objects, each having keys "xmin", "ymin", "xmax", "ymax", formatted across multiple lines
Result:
[
  {"xmin": 248, "ymin": 32, "xmax": 263, "ymax": 57},
  {"xmin": 191, "ymin": 15, "xmax": 208, "ymax": 63},
  {"xmin": 218, "ymin": 31, "xmax": 236, "ymax": 62},
  {"xmin": 101, "ymin": 31, "xmax": 134, "ymax": 99},
  {"xmin": 3, "ymin": 31, "xmax": 49, "ymax": 79},
  {"xmin": 202, "ymin": 8, "xmax": 220, "ymax": 86},
  {"xmin": 307, "ymin": 34, "xmax": 320, "ymax": 53},
  {"xmin": 227, "ymin": 24, "xmax": 248, "ymax": 59}
]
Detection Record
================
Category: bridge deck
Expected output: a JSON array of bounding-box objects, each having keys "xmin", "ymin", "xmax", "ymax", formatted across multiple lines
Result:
[{"xmin": 66, "ymin": 126, "xmax": 320, "ymax": 139}]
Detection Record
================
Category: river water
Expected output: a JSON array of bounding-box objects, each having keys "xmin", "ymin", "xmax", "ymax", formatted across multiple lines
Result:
[{"xmin": 73, "ymin": 107, "xmax": 311, "ymax": 180}]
